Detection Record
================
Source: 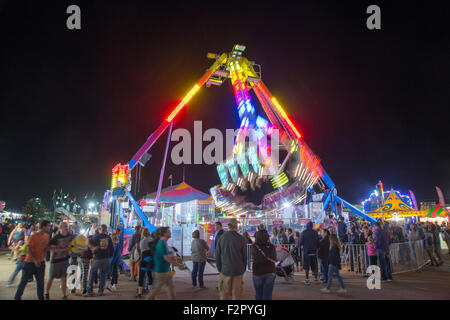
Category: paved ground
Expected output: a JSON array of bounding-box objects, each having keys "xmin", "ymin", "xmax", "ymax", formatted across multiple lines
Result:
[{"xmin": 0, "ymin": 249, "xmax": 449, "ymax": 300}]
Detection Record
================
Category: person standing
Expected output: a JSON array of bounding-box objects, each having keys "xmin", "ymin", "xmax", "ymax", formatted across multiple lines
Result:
[
  {"xmin": 287, "ymin": 228, "xmax": 295, "ymax": 245},
  {"xmin": 14, "ymin": 220, "xmax": 51, "ymax": 300},
  {"xmin": 243, "ymin": 231, "xmax": 253, "ymax": 244},
  {"xmin": 337, "ymin": 217, "xmax": 348, "ymax": 244},
  {"xmin": 85, "ymin": 223, "xmax": 97, "ymax": 237},
  {"xmin": 216, "ymin": 218, "xmax": 247, "ymax": 300},
  {"xmin": 270, "ymin": 227, "xmax": 279, "ymax": 246},
  {"xmin": 366, "ymin": 236, "xmax": 378, "ymax": 266},
  {"xmin": 318, "ymin": 229, "xmax": 330, "ymax": 283},
  {"xmin": 84, "ymin": 224, "xmax": 114, "ymax": 297},
  {"xmin": 298, "ymin": 221, "xmax": 320, "ymax": 284},
  {"xmin": 374, "ymin": 222, "xmax": 393, "ymax": 282},
  {"xmin": 277, "ymin": 227, "xmax": 288, "ymax": 245},
  {"xmin": 251, "ymin": 229, "xmax": 276, "ymax": 300},
  {"xmin": 128, "ymin": 225, "xmax": 141, "ymax": 281},
  {"xmin": 424, "ymin": 226, "xmax": 439, "ymax": 266},
  {"xmin": 191, "ymin": 229, "xmax": 210, "ymax": 289},
  {"xmin": 1, "ymin": 223, "xmax": 10, "ymax": 248},
  {"xmin": 108, "ymin": 228, "xmax": 123, "ymax": 291},
  {"xmin": 45, "ymin": 222, "xmax": 73, "ymax": 300},
  {"xmin": 431, "ymin": 224, "xmax": 443, "ymax": 265},
  {"xmin": 136, "ymin": 229, "xmax": 156, "ymax": 298},
  {"xmin": 214, "ymin": 221, "xmax": 224, "ymax": 256},
  {"xmin": 146, "ymin": 227, "xmax": 185, "ymax": 300},
  {"xmin": 321, "ymin": 234, "xmax": 346, "ymax": 293}
]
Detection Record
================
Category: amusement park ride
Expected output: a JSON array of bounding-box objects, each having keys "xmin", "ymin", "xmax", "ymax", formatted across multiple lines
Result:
[{"xmin": 107, "ymin": 44, "xmax": 377, "ymax": 236}]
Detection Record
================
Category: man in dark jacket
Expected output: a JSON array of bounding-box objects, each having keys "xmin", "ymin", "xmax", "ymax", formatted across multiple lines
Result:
[
  {"xmin": 374, "ymin": 222, "xmax": 392, "ymax": 282},
  {"xmin": 216, "ymin": 218, "xmax": 247, "ymax": 300},
  {"xmin": 214, "ymin": 221, "xmax": 224, "ymax": 257},
  {"xmin": 318, "ymin": 229, "xmax": 330, "ymax": 283},
  {"xmin": 287, "ymin": 228, "xmax": 295, "ymax": 245},
  {"xmin": 298, "ymin": 221, "xmax": 320, "ymax": 284},
  {"xmin": 337, "ymin": 217, "xmax": 348, "ymax": 243}
]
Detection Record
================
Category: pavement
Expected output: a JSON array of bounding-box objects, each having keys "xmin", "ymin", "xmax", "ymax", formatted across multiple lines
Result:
[{"xmin": 0, "ymin": 249, "xmax": 449, "ymax": 300}]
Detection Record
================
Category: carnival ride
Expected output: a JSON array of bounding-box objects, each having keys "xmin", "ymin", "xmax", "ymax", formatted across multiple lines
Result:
[{"xmin": 107, "ymin": 44, "xmax": 376, "ymax": 236}]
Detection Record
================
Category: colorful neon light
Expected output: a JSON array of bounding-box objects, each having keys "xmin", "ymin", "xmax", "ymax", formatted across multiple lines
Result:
[
  {"xmin": 111, "ymin": 164, "xmax": 130, "ymax": 189},
  {"xmin": 270, "ymin": 171, "xmax": 289, "ymax": 189},
  {"xmin": 166, "ymin": 84, "xmax": 200, "ymax": 122},
  {"xmin": 270, "ymin": 97, "xmax": 302, "ymax": 140}
]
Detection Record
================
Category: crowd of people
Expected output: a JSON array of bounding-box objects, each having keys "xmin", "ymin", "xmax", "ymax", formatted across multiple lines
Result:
[{"xmin": 1, "ymin": 215, "xmax": 449, "ymax": 300}]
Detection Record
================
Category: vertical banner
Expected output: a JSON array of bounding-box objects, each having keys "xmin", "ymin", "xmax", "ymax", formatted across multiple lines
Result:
[{"xmin": 436, "ymin": 186, "xmax": 446, "ymax": 207}]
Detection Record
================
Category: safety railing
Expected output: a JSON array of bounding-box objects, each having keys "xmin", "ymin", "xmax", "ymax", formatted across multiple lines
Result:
[
  {"xmin": 342, "ymin": 240, "xmax": 428, "ymax": 276},
  {"xmin": 341, "ymin": 244, "xmax": 369, "ymax": 275}
]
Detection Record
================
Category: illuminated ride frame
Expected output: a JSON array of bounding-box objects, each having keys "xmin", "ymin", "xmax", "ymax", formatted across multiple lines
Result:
[{"xmin": 108, "ymin": 44, "xmax": 376, "ymax": 237}]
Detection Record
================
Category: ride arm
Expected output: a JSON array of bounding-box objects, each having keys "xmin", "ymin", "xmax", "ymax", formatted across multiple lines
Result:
[
  {"xmin": 254, "ymin": 80, "xmax": 336, "ymax": 190},
  {"xmin": 127, "ymin": 192, "xmax": 157, "ymax": 233},
  {"xmin": 128, "ymin": 53, "xmax": 228, "ymax": 170},
  {"xmin": 334, "ymin": 195, "xmax": 377, "ymax": 224}
]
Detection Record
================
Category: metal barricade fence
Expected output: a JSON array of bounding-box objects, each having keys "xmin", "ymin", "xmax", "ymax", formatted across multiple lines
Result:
[
  {"xmin": 389, "ymin": 240, "xmax": 427, "ymax": 274},
  {"xmin": 341, "ymin": 244, "xmax": 369, "ymax": 275},
  {"xmin": 342, "ymin": 240, "xmax": 428, "ymax": 276},
  {"xmin": 246, "ymin": 244, "xmax": 300, "ymax": 272}
]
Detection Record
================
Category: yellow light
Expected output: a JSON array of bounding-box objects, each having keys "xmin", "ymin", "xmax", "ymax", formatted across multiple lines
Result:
[
  {"xmin": 166, "ymin": 84, "xmax": 200, "ymax": 122},
  {"xmin": 270, "ymin": 97, "xmax": 302, "ymax": 139}
]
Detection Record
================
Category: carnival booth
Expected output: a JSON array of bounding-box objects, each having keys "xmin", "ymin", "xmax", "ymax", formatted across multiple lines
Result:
[
  {"xmin": 421, "ymin": 204, "xmax": 448, "ymax": 223},
  {"xmin": 368, "ymin": 188, "xmax": 427, "ymax": 222},
  {"xmin": 137, "ymin": 182, "xmax": 215, "ymax": 258}
]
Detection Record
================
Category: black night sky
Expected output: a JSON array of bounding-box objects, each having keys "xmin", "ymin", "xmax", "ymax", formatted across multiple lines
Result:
[{"xmin": 1, "ymin": 1, "xmax": 449, "ymax": 211}]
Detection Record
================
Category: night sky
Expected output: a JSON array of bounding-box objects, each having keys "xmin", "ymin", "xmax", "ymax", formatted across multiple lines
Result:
[{"xmin": 1, "ymin": 1, "xmax": 449, "ymax": 211}]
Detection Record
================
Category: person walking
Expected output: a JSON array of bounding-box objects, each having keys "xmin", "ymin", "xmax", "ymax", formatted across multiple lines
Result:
[
  {"xmin": 191, "ymin": 229, "xmax": 210, "ymax": 289},
  {"xmin": 216, "ymin": 218, "xmax": 247, "ymax": 300},
  {"xmin": 318, "ymin": 229, "xmax": 330, "ymax": 283},
  {"xmin": 84, "ymin": 224, "xmax": 114, "ymax": 297},
  {"xmin": 14, "ymin": 220, "xmax": 51, "ymax": 300},
  {"xmin": 298, "ymin": 221, "xmax": 320, "ymax": 285},
  {"xmin": 146, "ymin": 227, "xmax": 185, "ymax": 300},
  {"xmin": 374, "ymin": 222, "xmax": 393, "ymax": 282},
  {"xmin": 5, "ymin": 240, "xmax": 26, "ymax": 287},
  {"xmin": 321, "ymin": 234, "xmax": 346, "ymax": 293},
  {"xmin": 45, "ymin": 222, "xmax": 73, "ymax": 300},
  {"xmin": 251, "ymin": 229, "xmax": 276, "ymax": 300}
]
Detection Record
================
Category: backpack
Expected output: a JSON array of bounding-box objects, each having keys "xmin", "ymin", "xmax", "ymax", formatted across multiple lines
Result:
[{"xmin": 141, "ymin": 239, "xmax": 158, "ymax": 270}]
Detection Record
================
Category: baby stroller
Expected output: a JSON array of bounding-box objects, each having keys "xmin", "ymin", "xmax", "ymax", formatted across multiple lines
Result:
[{"xmin": 275, "ymin": 246, "xmax": 295, "ymax": 283}]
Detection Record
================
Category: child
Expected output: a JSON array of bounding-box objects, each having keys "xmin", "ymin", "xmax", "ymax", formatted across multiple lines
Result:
[
  {"xmin": 6, "ymin": 240, "xmax": 26, "ymax": 287},
  {"xmin": 321, "ymin": 234, "xmax": 346, "ymax": 294},
  {"xmin": 366, "ymin": 236, "xmax": 378, "ymax": 266}
]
